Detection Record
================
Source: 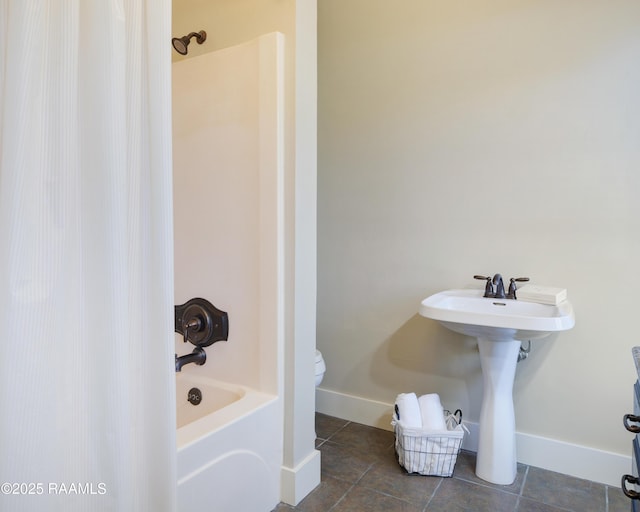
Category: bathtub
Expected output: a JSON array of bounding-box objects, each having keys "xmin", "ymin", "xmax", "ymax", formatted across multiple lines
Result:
[{"xmin": 176, "ymin": 372, "xmax": 282, "ymax": 512}]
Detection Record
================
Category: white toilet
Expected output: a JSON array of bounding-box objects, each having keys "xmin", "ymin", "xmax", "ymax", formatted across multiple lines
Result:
[{"xmin": 315, "ymin": 350, "xmax": 326, "ymax": 387}]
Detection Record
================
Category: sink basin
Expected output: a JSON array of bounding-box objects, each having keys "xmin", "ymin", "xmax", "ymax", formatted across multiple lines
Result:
[{"xmin": 419, "ymin": 289, "xmax": 575, "ymax": 341}]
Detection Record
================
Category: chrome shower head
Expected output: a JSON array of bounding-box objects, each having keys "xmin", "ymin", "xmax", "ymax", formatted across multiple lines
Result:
[{"xmin": 172, "ymin": 30, "xmax": 207, "ymax": 56}]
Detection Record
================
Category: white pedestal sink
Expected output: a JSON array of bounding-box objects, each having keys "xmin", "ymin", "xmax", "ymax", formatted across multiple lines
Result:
[{"xmin": 419, "ymin": 289, "xmax": 575, "ymax": 485}]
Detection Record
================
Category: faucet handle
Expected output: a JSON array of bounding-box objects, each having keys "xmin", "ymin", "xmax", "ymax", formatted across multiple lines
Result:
[
  {"xmin": 507, "ymin": 277, "xmax": 530, "ymax": 299},
  {"xmin": 183, "ymin": 317, "xmax": 203, "ymax": 343},
  {"xmin": 474, "ymin": 275, "xmax": 494, "ymax": 298}
]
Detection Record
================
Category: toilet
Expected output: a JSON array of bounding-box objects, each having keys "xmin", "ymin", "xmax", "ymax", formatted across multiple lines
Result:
[{"xmin": 315, "ymin": 350, "xmax": 326, "ymax": 387}]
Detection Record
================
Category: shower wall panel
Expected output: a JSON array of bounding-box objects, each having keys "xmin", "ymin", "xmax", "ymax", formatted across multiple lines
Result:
[{"xmin": 172, "ymin": 33, "xmax": 284, "ymax": 394}]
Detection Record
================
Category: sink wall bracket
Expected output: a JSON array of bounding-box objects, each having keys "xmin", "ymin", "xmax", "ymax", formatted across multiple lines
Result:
[{"xmin": 517, "ymin": 340, "xmax": 531, "ymax": 362}]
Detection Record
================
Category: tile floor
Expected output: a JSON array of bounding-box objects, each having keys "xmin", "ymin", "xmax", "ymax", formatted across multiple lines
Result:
[{"xmin": 273, "ymin": 413, "xmax": 630, "ymax": 512}]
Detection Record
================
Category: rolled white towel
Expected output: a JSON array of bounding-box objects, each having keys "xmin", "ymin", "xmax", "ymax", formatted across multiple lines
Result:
[
  {"xmin": 418, "ymin": 393, "xmax": 446, "ymax": 431},
  {"xmin": 395, "ymin": 392, "xmax": 422, "ymax": 428}
]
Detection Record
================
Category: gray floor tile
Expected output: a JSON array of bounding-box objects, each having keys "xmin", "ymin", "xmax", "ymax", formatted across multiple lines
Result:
[
  {"xmin": 358, "ymin": 458, "xmax": 442, "ymax": 508},
  {"xmin": 332, "ymin": 485, "xmax": 423, "ymax": 512},
  {"xmin": 425, "ymin": 477, "xmax": 519, "ymax": 512},
  {"xmin": 318, "ymin": 440, "xmax": 377, "ymax": 483},
  {"xmin": 328, "ymin": 421, "xmax": 395, "ymax": 456},
  {"xmin": 516, "ymin": 496, "xmax": 573, "ymax": 512},
  {"xmin": 315, "ymin": 412, "xmax": 349, "ymax": 440},
  {"xmin": 293, "ymin": 474, "xmax": 352, "ymax": 512},
  {"xmin": 454, "ymin": 449, "xmax": 527, "ymax": 494},
  {"xmin": 608, "ymin": 484, "xmax": 632, "ymax": 512},
  {"xmin": 522, "ymin": 466, "xmax": 606, "ymax": 512}
]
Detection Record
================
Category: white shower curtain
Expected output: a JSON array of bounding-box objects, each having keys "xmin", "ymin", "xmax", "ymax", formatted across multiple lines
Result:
[{"xmin": 0, "ymin": 2, "xmax": 176, "ymax": 511}]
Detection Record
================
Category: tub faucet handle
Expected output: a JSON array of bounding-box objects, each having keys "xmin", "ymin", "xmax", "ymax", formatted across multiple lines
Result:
[{"xmin": 183, "ymin": 317, "xmax": 202, "ymax": 343}]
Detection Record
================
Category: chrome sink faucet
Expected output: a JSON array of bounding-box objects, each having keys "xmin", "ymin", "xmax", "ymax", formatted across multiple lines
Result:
[{"xmin": 474, "ymin": 274, "xmax": 529, "ymax": 299}]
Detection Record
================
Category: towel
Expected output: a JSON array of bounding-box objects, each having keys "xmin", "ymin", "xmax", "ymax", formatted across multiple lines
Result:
[
  {"xmin": 418, "ymin": 393, "xmax": 446, "ymax": 431},
  {"xmin": 395, "ymin": 393, "xmax": 422, "ymax": 428},
  {"xmin": 516, "ymin": 284, "xmax": 567, "ymax": 305}
]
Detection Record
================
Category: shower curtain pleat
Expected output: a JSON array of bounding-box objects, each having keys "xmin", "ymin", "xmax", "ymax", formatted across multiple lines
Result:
[{"xmin": 0, "ymin": 1, "xmax": 176, "ymax": 511}]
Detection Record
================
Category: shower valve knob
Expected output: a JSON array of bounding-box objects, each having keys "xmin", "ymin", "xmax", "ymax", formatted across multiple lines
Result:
[
  {"xmin": 183, "ymin": 317, "xmax": 203, "ymax": 343},
  {"xmin": 175, "ymin": 297, "xmax": 229, "ymax": 348}
]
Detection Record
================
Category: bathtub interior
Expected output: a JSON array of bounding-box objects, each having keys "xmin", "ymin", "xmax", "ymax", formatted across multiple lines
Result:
[
  {"xmin": 175, "ymin": 373, "xmax": 244, "ymax": 429},
  {"xmin": 176, "ymin": 374, "xmax": 277, "ymax": 453}
]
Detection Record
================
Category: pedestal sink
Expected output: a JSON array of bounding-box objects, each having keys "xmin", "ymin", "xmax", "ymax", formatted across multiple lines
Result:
[{"xmin": 419, "ymin": 289, "xmax": 575, "ymax": 485}]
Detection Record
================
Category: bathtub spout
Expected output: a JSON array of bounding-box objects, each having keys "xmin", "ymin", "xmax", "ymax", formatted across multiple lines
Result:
[{"xmin": 175, "ymin": 347, "xmax": 206, "ymax": 372}]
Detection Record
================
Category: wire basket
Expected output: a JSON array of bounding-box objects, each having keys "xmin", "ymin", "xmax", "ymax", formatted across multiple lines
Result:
[{"xmin": 392, "ymin": 409, "xmax": 465, "ymax": 477}]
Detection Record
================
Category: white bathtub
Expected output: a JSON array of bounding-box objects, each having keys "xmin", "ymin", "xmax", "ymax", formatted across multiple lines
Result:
[{"xmin": 176, "ymin": 373, "xmax": 282, "ymax": 512}]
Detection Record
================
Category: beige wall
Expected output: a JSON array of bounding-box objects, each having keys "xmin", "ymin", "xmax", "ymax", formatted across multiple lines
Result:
[{"xmin": 318, "ymin": 0, "xmax": 640, "ymax": 460}]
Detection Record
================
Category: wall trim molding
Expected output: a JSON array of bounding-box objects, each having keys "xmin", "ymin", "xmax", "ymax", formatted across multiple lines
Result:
[
  {"xmin": 316, "ymin": 387, "xmax": 629, "ymax": 487},
  {"xmin": 280, "ymin": 449, "xmax": 321, "ymax": 506}
]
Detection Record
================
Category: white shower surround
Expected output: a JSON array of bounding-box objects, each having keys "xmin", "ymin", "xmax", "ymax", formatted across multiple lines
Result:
[{"xmin": 172, "ymin": 32, "xmax": 284, "ymax": 511}]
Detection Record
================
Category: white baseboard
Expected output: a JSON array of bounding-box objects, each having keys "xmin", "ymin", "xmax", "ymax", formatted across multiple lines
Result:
[
  {"xmin": 316, "ymin": 387, "xmax": 630, "ymax": 487},
  {"xmin": 280, "ymin": 449, "xmax": 321, "ymax": 506}
]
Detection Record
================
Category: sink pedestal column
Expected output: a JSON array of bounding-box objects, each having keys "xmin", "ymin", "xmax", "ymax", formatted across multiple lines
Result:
[{"xmin": 476, "ymin": 337, "xmax": 520, "ymax": 485}]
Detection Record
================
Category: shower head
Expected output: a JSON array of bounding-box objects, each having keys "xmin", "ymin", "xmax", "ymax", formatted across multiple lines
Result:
[{"xmin": 172, "ymin": 30, "xmax": 207, "ymax": 56}]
